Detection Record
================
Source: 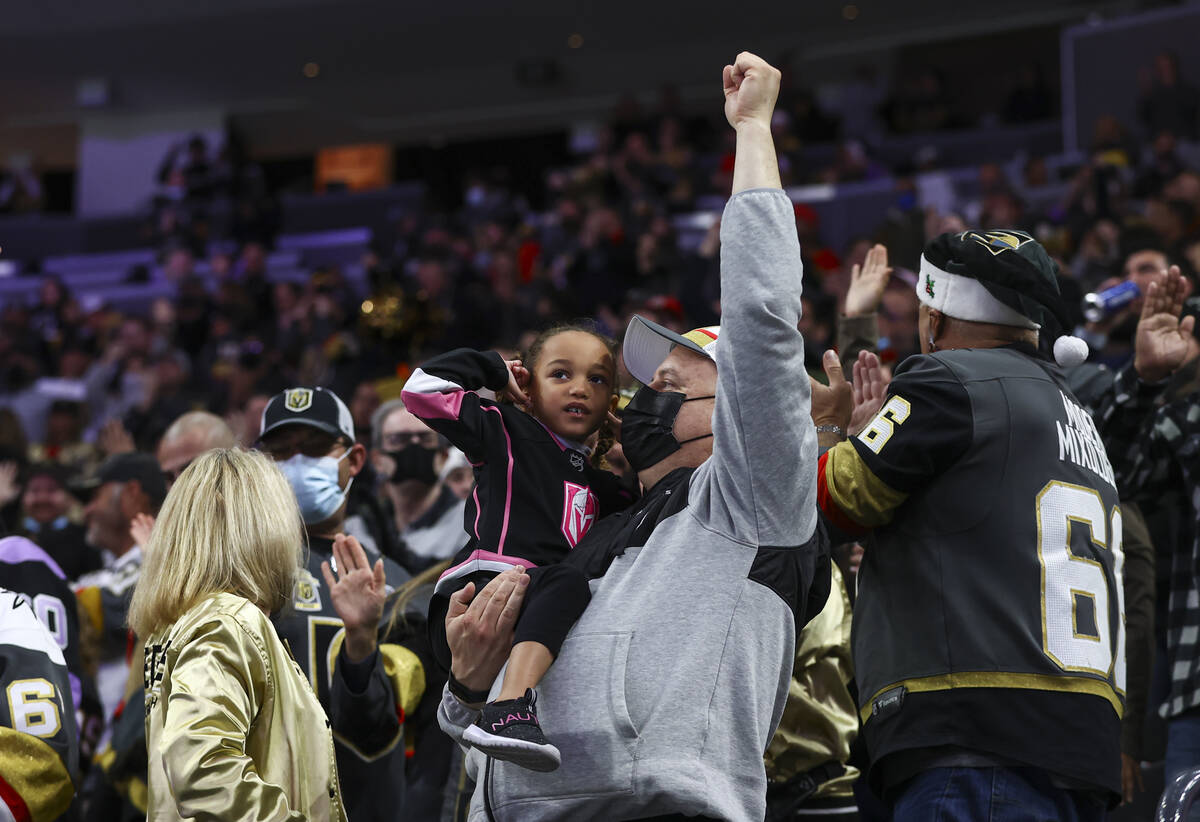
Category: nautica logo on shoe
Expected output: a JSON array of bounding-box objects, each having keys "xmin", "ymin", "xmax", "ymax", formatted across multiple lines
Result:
[{"xmin": 492, "ymin": 712, "xmax": 537, "ymax": 731}]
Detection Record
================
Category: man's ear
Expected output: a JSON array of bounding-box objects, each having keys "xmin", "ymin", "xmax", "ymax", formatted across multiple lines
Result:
[
  {"xmin": 122, "ymin": 480, "xmax": 150, "ymax": 518},
  {"xmin": 346, "ymin": 443, "xmax": 368, "ymax": 477},
  {"xmin": 929, "ymin": 309, "xmax": 945, "ymax": 344}
]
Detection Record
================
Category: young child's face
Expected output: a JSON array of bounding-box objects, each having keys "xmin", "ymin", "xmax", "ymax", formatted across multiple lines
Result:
[{"xmin": 528, "ymin": 331, "xmax": 615, "ymax": 443}]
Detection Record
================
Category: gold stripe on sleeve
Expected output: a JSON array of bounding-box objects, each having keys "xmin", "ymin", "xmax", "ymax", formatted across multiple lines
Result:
[
  {"xmin": 75, "ymin": 586, "xmax": 103, "ymax": 634},
  {"xmin": 0, "ymin": 726, "xmax": 74, "ymax": 822},
  {"xmin": 824, "ymin": 444, "xmax": 909, "ymax": 528}
]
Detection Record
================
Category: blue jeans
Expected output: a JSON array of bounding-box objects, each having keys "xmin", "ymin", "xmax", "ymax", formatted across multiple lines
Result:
[
  {"xmin": 1165, "ymin": 713, "xmax": 1200, "ymax": 821},
  {"xmin": 1167, "ymin": 713, "xmax": 1200, "ymax": 785},
  {"xmin": 892, "ymin": 767, "xmax": 1105, "ymax": 822}
]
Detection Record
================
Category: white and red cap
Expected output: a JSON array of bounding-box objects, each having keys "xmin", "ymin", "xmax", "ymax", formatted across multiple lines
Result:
[{"xmin": 623, "ymin": 315, "xmax": 720, "ymax": 385}]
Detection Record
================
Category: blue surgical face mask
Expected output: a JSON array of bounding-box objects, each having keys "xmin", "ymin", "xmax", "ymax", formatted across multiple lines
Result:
[
  {"xmin": 24, "ymin": 516, "xmax": 69, "ymax": 533},
  {"xmin": 277, "ymin": 450, "xmax": 354, "ymax": 525}
]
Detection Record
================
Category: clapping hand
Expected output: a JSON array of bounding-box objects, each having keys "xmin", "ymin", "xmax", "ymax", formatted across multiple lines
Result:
[
  {"xmin": 848, "ymin": 351, "xmax": 890, "ymax": 437},
  {"xmin": 809, "ymin": 350, "xmax": 853, "ymax": 433}
]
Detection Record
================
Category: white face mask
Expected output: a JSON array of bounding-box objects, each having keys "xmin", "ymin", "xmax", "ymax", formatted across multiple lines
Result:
[{"xmin": 277, "ymin": 450, "xmax": 354, "ymax": 525}]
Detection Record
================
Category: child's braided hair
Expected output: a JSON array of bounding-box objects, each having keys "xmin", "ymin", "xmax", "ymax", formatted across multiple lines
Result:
[{"xmin": 522, "ymin": 321, "xmax": 618, "ymax": 470}]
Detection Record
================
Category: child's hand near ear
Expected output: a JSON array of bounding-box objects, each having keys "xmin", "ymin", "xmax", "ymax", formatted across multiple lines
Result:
[{"xmin": 503, "ymin": 359, "xmax": 531, "ymax": 406}]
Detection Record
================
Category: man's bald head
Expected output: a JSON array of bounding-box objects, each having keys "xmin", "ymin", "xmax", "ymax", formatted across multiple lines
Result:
[{"xmin": 157, "ymin": 411, "xmax": 236, "ymax": 484}]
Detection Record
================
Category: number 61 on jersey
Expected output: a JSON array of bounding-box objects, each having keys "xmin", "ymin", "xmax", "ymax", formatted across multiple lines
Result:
[{"xmin": 1036, "ymin": 480, "xmax": 1125, "ymax": 695}]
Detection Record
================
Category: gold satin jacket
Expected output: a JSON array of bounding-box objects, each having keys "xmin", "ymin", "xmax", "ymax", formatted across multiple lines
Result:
[
  {"xmin": 143, "ymin": 592, "xmax": 347, "ymax": 822},
  {"xmin": 765, "ymin": 563, "xmax": 859, "ymax": 800}
]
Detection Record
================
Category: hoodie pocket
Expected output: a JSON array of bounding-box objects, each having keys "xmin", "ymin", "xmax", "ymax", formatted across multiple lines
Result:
[{"xmin": 497, "ymin": 630, "xmax": 638, "ymax": 804}]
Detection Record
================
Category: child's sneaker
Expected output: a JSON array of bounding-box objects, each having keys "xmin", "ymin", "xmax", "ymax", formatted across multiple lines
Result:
[{"xmin": 462, "ymin": 688, "xmax": 561, "ymax": 772}]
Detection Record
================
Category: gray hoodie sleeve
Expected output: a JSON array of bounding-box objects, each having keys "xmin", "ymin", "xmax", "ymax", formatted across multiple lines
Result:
[{"xmin": 690, "ymin": 188, "xmax": 816, "ymax": 549}]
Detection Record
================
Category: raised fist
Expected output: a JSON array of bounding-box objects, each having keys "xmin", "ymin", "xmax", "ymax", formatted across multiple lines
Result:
[{"xmin": 723, "ymin": 52, "xmax": 782, "ymax": 130}]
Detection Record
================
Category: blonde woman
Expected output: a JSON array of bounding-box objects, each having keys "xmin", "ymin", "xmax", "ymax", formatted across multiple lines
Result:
[{"xmin": 128, "ymin": 448, "xmax": 347, "ymax": 822}]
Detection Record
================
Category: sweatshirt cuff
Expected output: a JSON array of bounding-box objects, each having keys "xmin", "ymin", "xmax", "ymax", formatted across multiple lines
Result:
[
  {"xmin": 726, "ymin": 187, "xmax": 788, "ymax": 201},
  {"xmin": 337, "ymin": 647, "xmax": 379, "ymax": 695},
  {"xmin": 482, "ymin": 351, "xmax": 512, "ymax": 392},
  {"xmin": 838, "ymin": 313, "xmax": 879, "ymax": 336},
  {"xmin": 1114, "ymin": 362, "xmax": 1168, "ymax": 406}
]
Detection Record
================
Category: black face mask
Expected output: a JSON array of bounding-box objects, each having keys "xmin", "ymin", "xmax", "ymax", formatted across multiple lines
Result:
[
  {"xmin": 620, "ymin": 384, "xmax": 714, "ymax": 473},
  {"xmin": 385, "ymin": 444, "xmax": 438, "ymax": 485}
]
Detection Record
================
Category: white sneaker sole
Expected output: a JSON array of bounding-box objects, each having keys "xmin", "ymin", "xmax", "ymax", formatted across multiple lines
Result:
[{"xmin": 462, "ymin": 724, "xmax": 562, "ymax": 772}]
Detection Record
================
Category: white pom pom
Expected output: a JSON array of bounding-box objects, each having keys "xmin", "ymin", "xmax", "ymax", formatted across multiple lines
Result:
[{"xmin": 1053, "ymin": 335, "xmax": 1089, "ymax": 368}]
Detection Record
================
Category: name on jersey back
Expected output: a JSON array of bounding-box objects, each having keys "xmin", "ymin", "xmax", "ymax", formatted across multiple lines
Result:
[{"xmin": 1056, "ymin": 391, "xmax": 1116, "ymax": 490}]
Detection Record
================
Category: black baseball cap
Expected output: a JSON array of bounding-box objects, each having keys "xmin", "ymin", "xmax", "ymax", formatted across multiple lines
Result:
[
  {"xmin": 76, "ymin": 453, "xmax": 168, "ymax": 510},
  {"xmin": 259, "ymin": 387, "xmax": 356, "ymax": 443},
  {"xmin": 25, "ymin": 463, "xmax": 71, "ymax": 490}
]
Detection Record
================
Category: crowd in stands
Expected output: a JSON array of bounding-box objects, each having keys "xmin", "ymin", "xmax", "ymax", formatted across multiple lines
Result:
[
  {"xmin": 0, "ymin": 42, "xmax": 1198, "ymax": 821},
  {"xmin": 3, "ymin": 56, "xmax": 1197, "ymax": 436}
]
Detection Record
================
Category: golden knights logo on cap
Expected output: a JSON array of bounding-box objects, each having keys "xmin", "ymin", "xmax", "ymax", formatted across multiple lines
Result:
[
  {"xmin": 294, "ymin": 568, "xmax": 322, "ymax": 611},
  {"xmin": 284, "ymin": 388, "xmax": 313, "ymax": 413},
  {"xmin": 962, "ymin": 230, "xmax": 1035, "ymax": 256}
]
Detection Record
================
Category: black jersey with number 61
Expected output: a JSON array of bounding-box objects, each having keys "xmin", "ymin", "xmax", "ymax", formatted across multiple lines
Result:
[{"xmin": 821, "ymin": 346, "xmax": 1124, "ymax": 800}]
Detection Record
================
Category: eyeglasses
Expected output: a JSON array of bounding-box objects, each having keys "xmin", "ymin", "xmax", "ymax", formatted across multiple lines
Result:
[
  {"xmin": 380, "ymin": 431, "xmax": 438, "ymax": 450},
  {"xmin": 258, "ymin": 431, "xmax": 349, "ymax": 461}
]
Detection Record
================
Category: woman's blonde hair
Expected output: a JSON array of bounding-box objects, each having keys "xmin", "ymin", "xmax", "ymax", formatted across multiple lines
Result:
[{"xmin": 128, "ymin": 448, "xmax": 305, "ymax": 638}]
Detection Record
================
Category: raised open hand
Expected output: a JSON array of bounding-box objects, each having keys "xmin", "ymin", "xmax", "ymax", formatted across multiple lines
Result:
[
  {"xmin": 1134, "ymin": 265, "xmax": 1196, "ymax": 382},
  {"xmin": 844, "ymin": 244, "xmax": 893, "ymax": 318},
  {"xmin": 321, "ymin": 534, "xmax": 387, "ymax": 662},
  {"xmin": 130, "ymin": 512, "xmax": 156, "ymax": 547},
  {"xmin": 98, "ymin": 419, "xmax": 136, "ymax": 456}
]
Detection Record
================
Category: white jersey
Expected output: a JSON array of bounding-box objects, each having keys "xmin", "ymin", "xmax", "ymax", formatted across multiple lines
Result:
[{"xmin": 0, "ymin": 588, "xmax": 79, "ymax": 820}]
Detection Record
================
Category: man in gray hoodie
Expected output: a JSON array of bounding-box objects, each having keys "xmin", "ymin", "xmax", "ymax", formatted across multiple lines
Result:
[{"xmin": 437, "ymin": 51, "xmax": 836, "ymax": 821}]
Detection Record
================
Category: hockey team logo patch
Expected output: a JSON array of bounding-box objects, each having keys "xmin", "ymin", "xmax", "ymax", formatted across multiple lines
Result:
[
  {"xmin": 294, "ymin": 569, "xmax": 322, "ymax": 611},
  {"xmin": 962, "ymin": 230, "xmax": 1035, "ymax": 256},
  {"xmin": 560, "ymin": 481, "xmax": 598, "ymax": 548},
  {"xmin": 285, "ymin": 388, "xmax": 313, "ymax": 412}
]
